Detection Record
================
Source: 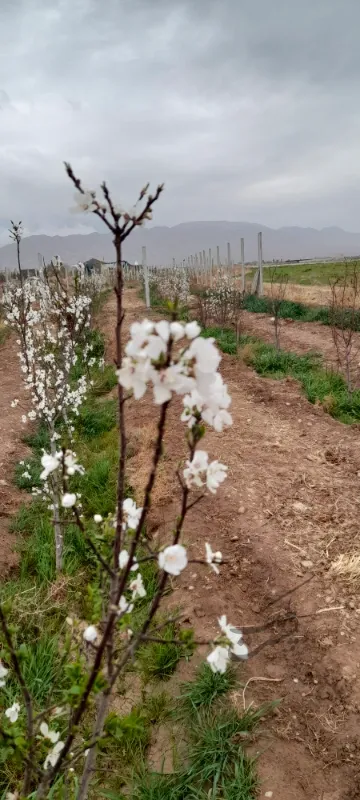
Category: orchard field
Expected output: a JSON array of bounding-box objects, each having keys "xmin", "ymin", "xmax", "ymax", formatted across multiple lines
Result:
[{"xmin": 1, "ymin": 188, "xmax": 360, "ymax": 800}]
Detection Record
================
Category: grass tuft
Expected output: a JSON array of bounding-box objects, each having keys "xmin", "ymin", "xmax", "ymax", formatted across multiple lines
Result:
[
  {"xmin": 137, "ymin": 623, "xmax": 183, "ymax": 682},
  {"xmin": 74, "ymin": 398, "xmax": 117, "ymax": 440},
  {"xmin": 179, "ymin": 662, "xmax": 235, "ymax": 714}
]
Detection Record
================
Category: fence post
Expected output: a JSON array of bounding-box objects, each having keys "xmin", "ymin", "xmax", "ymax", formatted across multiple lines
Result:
[
  {"xmin": 217, "ymin": 245, "xmax": 220, "ymax": 268},
  {"xmin": 241, "ymin": 237, "xmax": 245, "ymax": 292},
  {"xmin": 227, "ymin": 242, "xmax": 231, "ymax": 269},
  {"xmin": 142, "ymin": 246, "xmax": 150, "ymax": 308},
  {"xmin": 258, "ymin": 232, "xmax": 263, "ymax": 296}
]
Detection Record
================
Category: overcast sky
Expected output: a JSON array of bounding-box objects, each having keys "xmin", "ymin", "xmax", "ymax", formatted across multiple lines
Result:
[{"xmin": 1, "ymin": 0, "xmax": 360, "ymax": 244}]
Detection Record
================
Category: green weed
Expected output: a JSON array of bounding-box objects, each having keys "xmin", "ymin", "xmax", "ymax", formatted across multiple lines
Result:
[
  {"xmin": 137, "ymin": 623, "xmax": 183, "ymax": 682},
  {"xmin": 78, "ymin": 454, "xmax": 117, "ymax": 517},
  {"xmin": 202, "ymin": 327, "xmax": 238, "ymax": 354},
  {"xmin": 260, "ymin": 260, "xmax": 357, "ymax": 286},
  {"xmin": 11, "ymin": 500, "xmax": 89, "ymax": 582},
  {"xmin": 91, "ymin": 364, "xmax": 117, "ymax": 396},
  {"xmin": 179, "ymin": 663, "xmax": 235, "ymax": 715},
  {"xmin": 187, "ymin": 707, "xmax": 261, "ymax": 788},
  {"xmin": 242, "ymin": 291, "xmax": 360, "ymax": 330},
  {"xmin": 74, "ymin": 398, "xmax": 117, "ymax": 440}
]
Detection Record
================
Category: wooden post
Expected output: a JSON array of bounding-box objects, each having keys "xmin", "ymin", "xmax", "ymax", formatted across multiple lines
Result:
[
  {"xmin": 258, "ymin": 231, "xmax": 263, "ymax": 295},
  {"xmin": 142, "ymin": 246, "xmax": 150, "ymax": 308},
  {"xmin": 227, "ymin": 242, "xmax": 231, "ymax": 268},
  {"xmin": 241, "ymin": 237, "xmax": 245, "ymax": 292},
  {"xmin": 208, "ymin": 248, "xmax": 212, "ymax": 275},
  {"xmin": 199, "ymin": 251, "xmax": 203, "ymax": 269},
  {"xmin": 217, "ymin": 245, "xmax": 220, "ymax": 268},
  {"xmin": 202, "ymin": 249, "xmax": 206, "ymax": 270}
]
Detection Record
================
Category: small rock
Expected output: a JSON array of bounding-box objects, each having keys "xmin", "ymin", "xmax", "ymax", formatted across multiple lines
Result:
[
  {"xmin": 301, "ymin": 560, "xmax": 313, "ymax": 569},
  {"xmin": 238, "ymin": 506, "xmax": 246, "ymax": 514},
  {"xmin": 265, "ymin": 793, "xmax": 273, "ymax": 799},
  {"xmin": 292, "ymin": 501, "xmax": 308, "ymax": 513},
  {"xmin": 231, "ymin": 535, "xmax": 239, "ymax": 542},
  {"xmin": 321, "ymin": 636, "xmax": 333, "ymax": 647},
  {"xmin": 265, "ymin": 663, "xmax": 285, "ymax": 680}
]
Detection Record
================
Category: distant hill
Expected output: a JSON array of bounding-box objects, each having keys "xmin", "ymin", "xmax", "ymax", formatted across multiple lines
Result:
[{"xmin": 1, "ymin": 222, "xmax": 360, "ymax": 268}]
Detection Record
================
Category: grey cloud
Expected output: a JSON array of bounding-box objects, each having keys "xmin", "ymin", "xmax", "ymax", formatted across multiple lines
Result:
[{"xmin": 1, "ymin": 0, "xmax": 360, "ymax": 241}]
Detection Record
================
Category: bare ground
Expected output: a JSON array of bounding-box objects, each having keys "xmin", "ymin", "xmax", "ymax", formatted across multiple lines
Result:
[
  {"xmin": 101, "ymin": 289, "xmax": 360, "ymax": 800},
  {"xmin": 0, "ymin": 332, "xmax": 29, "ymax": 576}
]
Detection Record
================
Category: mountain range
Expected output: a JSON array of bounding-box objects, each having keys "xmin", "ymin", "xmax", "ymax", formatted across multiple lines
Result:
[{"xmin": 1, "ymin": 221, "xmax": 360, "ymax": 268}]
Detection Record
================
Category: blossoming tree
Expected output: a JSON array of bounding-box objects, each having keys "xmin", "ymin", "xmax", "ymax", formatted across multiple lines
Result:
[{"xmin": 0, "ymin": 169, "xmax": 269, "ymax": 800}]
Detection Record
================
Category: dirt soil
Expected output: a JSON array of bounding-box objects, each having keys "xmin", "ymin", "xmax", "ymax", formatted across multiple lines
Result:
[
  {"xmin": 101, "ymin": 289, "xmax": 360, "ymax": 800},
  {"xmin": 0, "ymin": 332, "xmax": 29, "ymax": 576}
]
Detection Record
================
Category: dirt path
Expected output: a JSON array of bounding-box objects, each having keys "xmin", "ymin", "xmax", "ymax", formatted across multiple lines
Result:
[
  {"xmin": 0, "ymin": 333, "xmax": 29, "ymax": 576},
  {"xmin": 101, "ymin": 288, "xmax": 360, "ymax": 800}
]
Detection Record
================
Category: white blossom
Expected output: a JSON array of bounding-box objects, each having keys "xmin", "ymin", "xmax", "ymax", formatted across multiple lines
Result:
[
  {"xmin": 183, "ymin": 450, "xmax": 209, "ymax": 489},
  {"xmin": 186, "ymin": 336, "xmax": 221, "ymax": 374},
  {"xmin": 151, "ymin": 364, "xmax": 194, "ymax": 405},
  {"xmin": 40, "ymin": 722, "xmax": 60, "ymax": 744},
  {"xmin": 61, "ymin": 493, "xmax": 77, "ymax": 509},
  {"xmin": 183, "ymin": 451, "xmax": 227, "ymax": 494},
  {"xmin": 83, "ymin": 625, "xmax": 98, "ymax": 643},
  {"xmin": 0, "ymin": 661, "xmax": 8, "ymax": 687},
  {"xmin": 116, "ymin": 357, "xmax": 150, "ymax": 399},
  {"xmin": 205, "ymin": 542, "xmax": 222, "ymax": 574},
  {"xmin": 129, "ymin": 572, "xmax": 146, "ymax": 600},
  {"xmin": 185, "ymin": 321, "xmax": 201, "ymax": 339},
  {"xmin": 218, "ymin": 615, "xmax": 248, "ymax": 659},
  {"xmin": 118, "ymin": 549, "xmax": 138, "ymax": 571},
  {"xmin": 205, "ymin": 460, "xmax": 228, "ymax": 494},
  {"xmin": 64, "ymin": 451, "xmax": 84, "ymax": 476},
  {"xmin": 94, "ymin": 514, "xmax": 103, "ymax": 523},
  {"xmin": 158, "ymin": 544, "xmax": 188, "ymax": 576},
  {"xmin": 119, "ymin": 595, "xmax": 134, "ymax": 614},
  {"xmin": 40, "ymin": 453, "xmax": 60, "ymax": 481},
  {"xmin": 119, "ymin": 549, "xmax": 129, "ymax": 569},
  {"xmin": 207, "ymin": 646, "xmax": 230, "ymax": 674},
  {"xmin": 44, "ymin": 740, "xmax": 65, "ymax": 770},
  {"xmin": 10, "ymin": 399, "xmax": 19, "ymax": 408},
  {"xmin": 5, "ymin": 702, "xmax": 20, "ymax": 723},
  {"xmin": 181, "ymin": 372, "xmax": 232, "ymax": 433},
  {"xmin": 155, "ymin": 320, "xmax": 170, "ymax": 342},
  {"xmin": 72, "ymin": 190, "xmax": 96, "ymax": 213},
  {"xmin": 170, "ymin": 321, "xmax": 185, "ymax": 341},
  {"xmin": 123, "ymin": 498, "xmax": 142, "ymax": 530}
]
